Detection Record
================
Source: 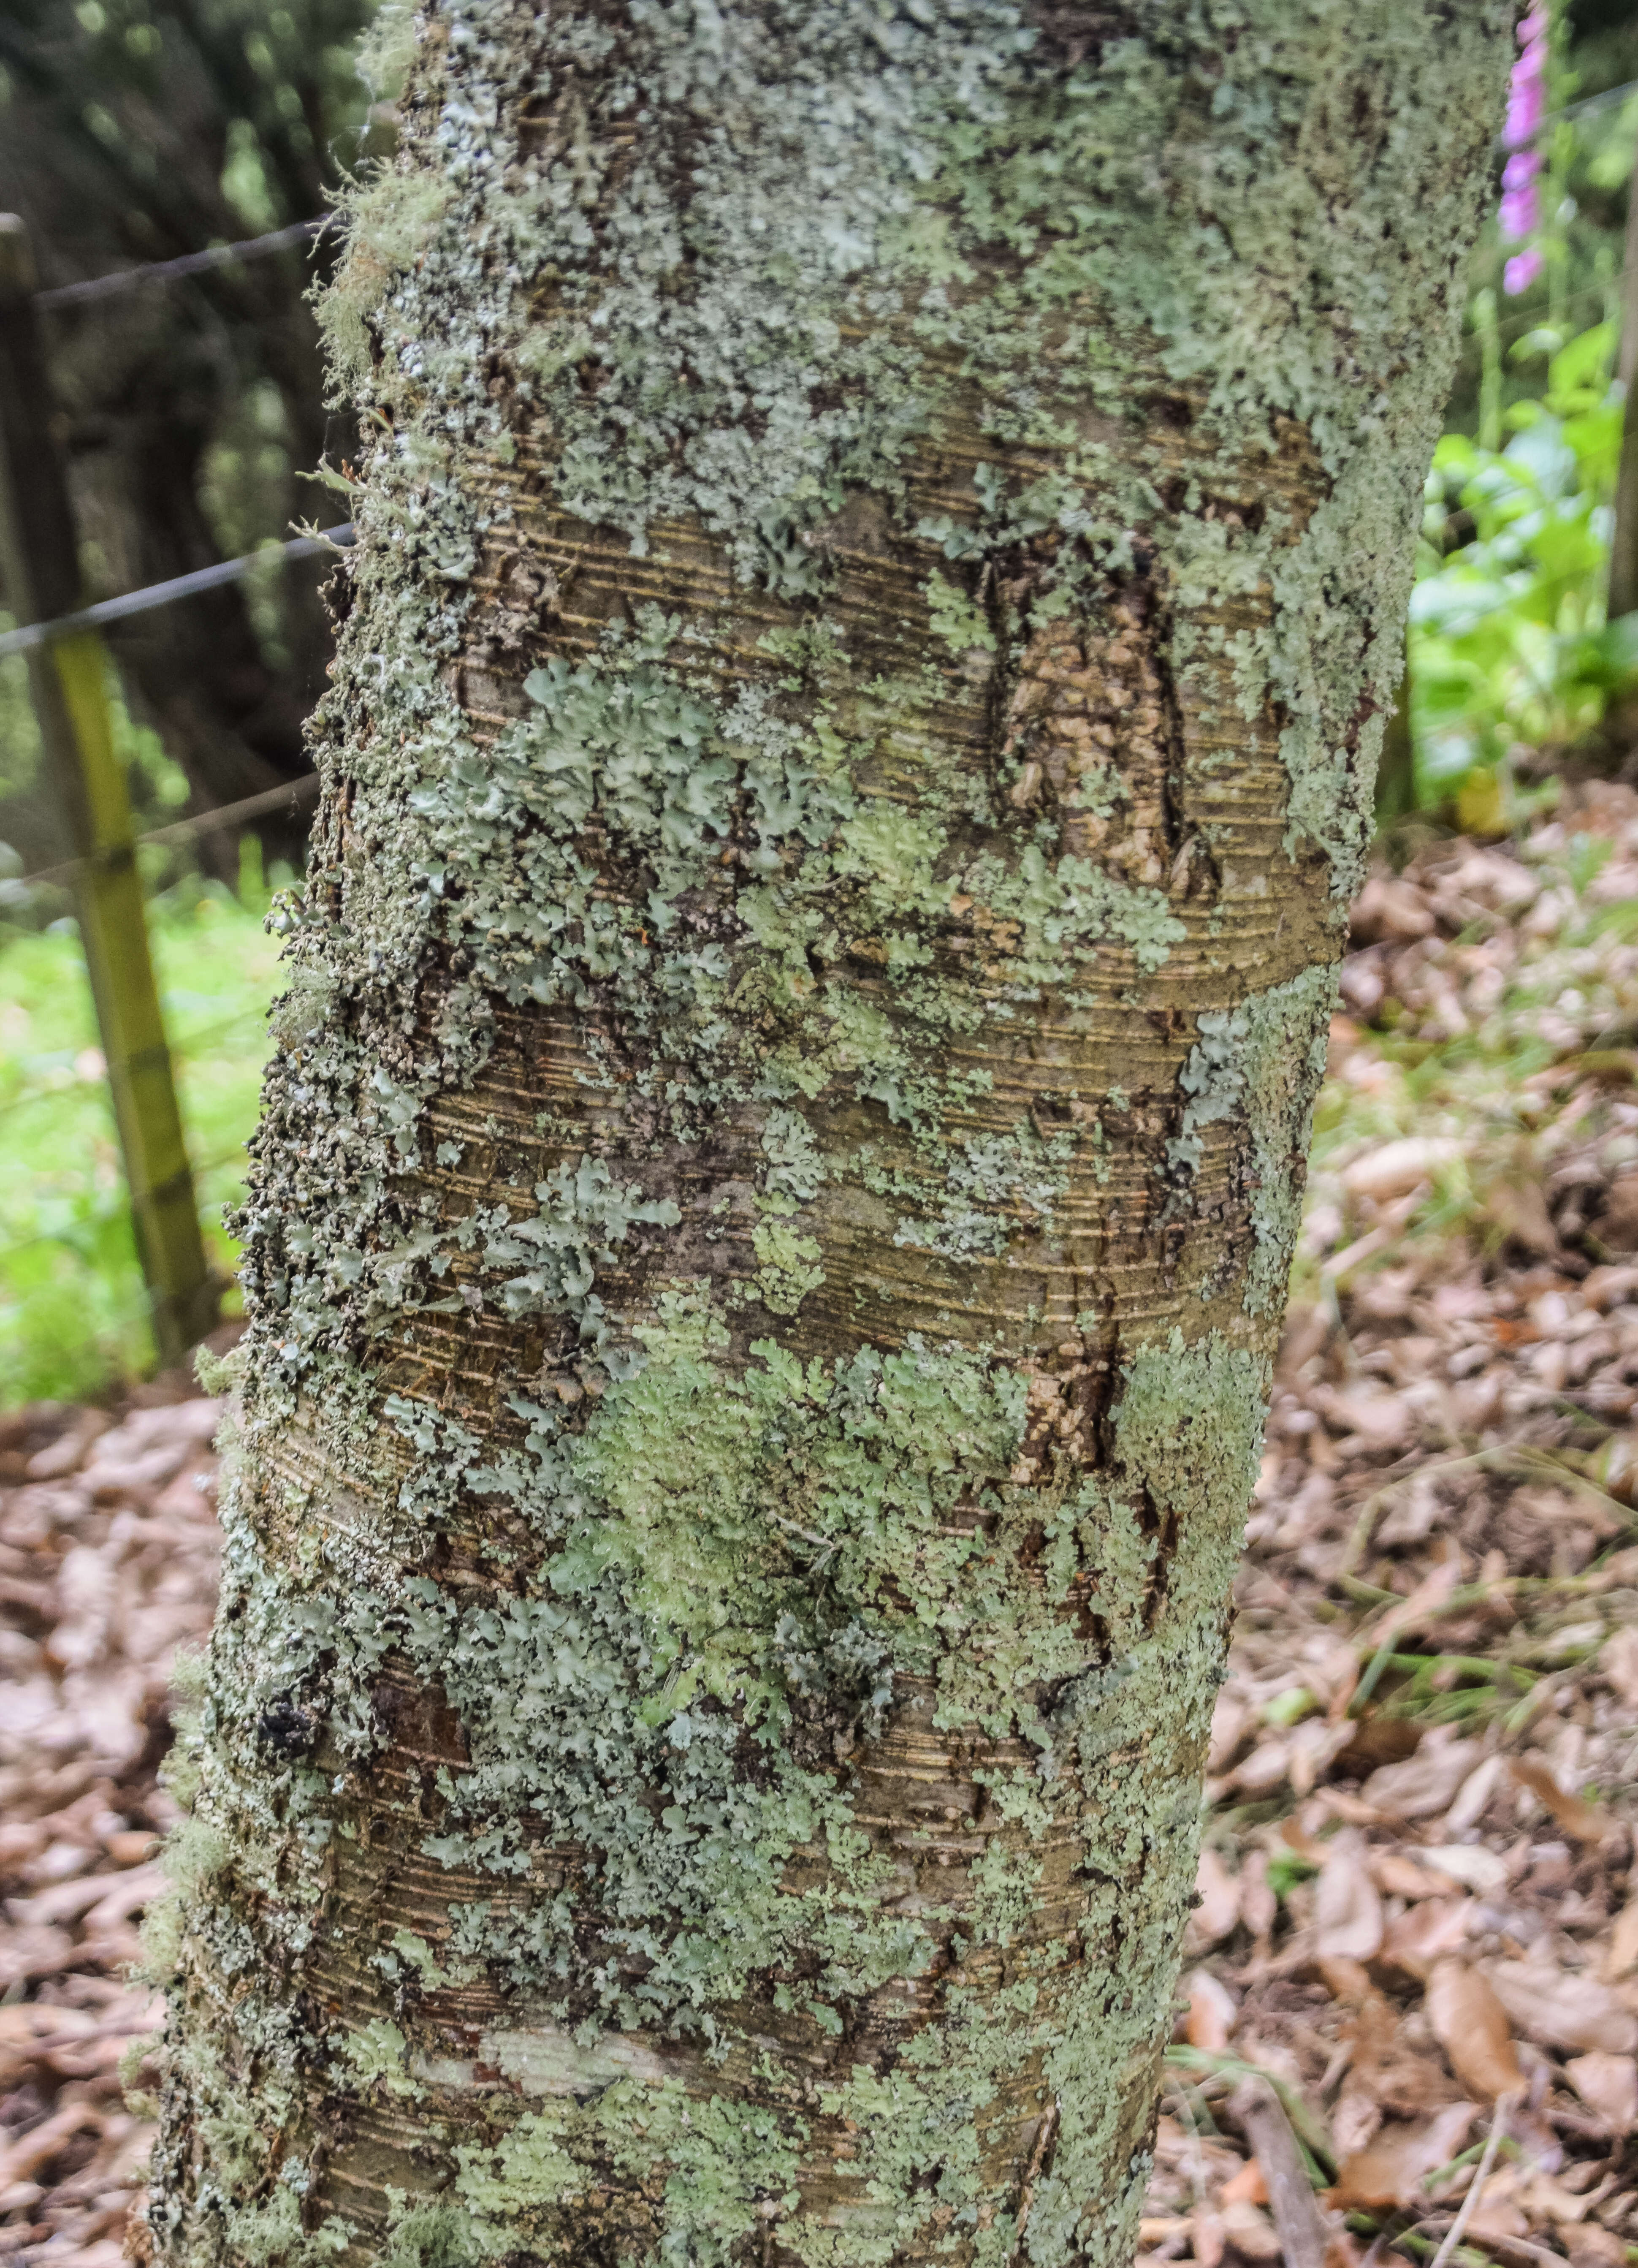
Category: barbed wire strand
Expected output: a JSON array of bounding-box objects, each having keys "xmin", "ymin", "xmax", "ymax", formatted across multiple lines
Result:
[
  {"xmin": 0, "ymin": 523, "xmax": 354, "ymax": 663},
  {"xmin": 0, "ymin": 998, "xmax": 274, "ymax": 1136},
  {"xmin": 33, "ymin": 215, "xmax": 336, "ymax": 312},
  {"xmin": 1518, "ymin": 75, "xmax": 1638, "ymax": 149},
  {"xmin": 0, "ymin": 1141, "xmax": 255, "ymax": 1274},
  {"xmin": 12, "ymin": 771, "xmax": 322, "ymax": 894}
]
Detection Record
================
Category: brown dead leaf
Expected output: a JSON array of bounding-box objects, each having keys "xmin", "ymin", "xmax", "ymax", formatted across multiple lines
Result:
[
  {"xmin": 1602, "ymin": 1624, "xmax": 1638, "ymax": 1710},
  {"xmin": 1564, "ymin": 2052, "xmax": 1638, "ymax": 2134},
  {"xmin": 1379, "ymin": 1896, "xmax": 1476, "ymax": 1982},
  {"xmin": 1313, "ymin": 1381, "xmax": 1413, "ymax": 1451},
  {"xmin": 1186, "ymin": 1968, "xmax": 1238, "ymax": 2055},
  {"xmin": 1140, "ymin": 2217, "xmax": 1193, "ymax": 2248},
  {"xmin": 1220, "ymin": 2161, "xmax": 1269, "ymax": 2208},
  {"xmin": 1481, "ymin": 1168, "xmax": 1558, "ymax": 1255},
  {"xmin": 1218, "ymin": 2201, "xmax": 1281, "ymax": 2261},
  {"xmin": 1359, "ymin": 1739, "xmax": 1483, "ymax": 1821},
  {"xmin": 1209, "ymin": 1692, "xmax": 1253, "ymax": 1776},
  {"xmin": 1564, "ymin": 2228, "xmax": 1628, "ymax": 2268},
  {"xmin": 1370, "ymin": 1849, "xmax": 1458, "ymax": 1901},
  {"xmin": 1605, "ymin": 1898, "xmax": 1638, "ymax": 1980},
  {"xmin": 1289, "ymin": 1718, "xmax": 1356, "ymax": 1798},
  {"xmin": 1425, "ymin": 1958, "xmax": 1527, "ymax": 2100},
  {"xmin": 1516, "ymin": 2167, "xmax": 1608, "ymax": 2225},
  {"xmin": 1239, "ymin": 1850, "xmax": 1277, "ymax": 1945},
  {"xmin": 1193, "ymin": 2206, "xmax": 1226, "ymax": 2268},
  {"xmin": 1227, "ymin": 1735, "xmax": 1292, "ymax": 1796},
  {"xmin": 0, "ymin": 1923, "xmax": 73, "ymax": 1988},
  {"xmin": 1509, "ymin": 1755, "xmax": 1622, "ymax": 1844},
  {"xmin": 1418, "ymin": 1844, "xmax": 1508, "ymax": 1895},
  {"xmin": 1343, "ymin": 1138, "xmax": 1459, "ymax": 1204},
  {"xmin": 1343, "ymin": 1985, "xmax": 1465, "ymax": 2121},
  {"xmin": 0, "ymin": 2099, "xmax": 102, "ymax": 2186},
  {"xmin": 1331, "ymin": 2090, "xmax": 1384, "ymax": 2161},
  {"xmin": 1320, "ymin": 1787, "xmax": 1395, "ymax": 1828},
  {"xmin": 1442, "ymin": 1752, "xmax": 1506, "ymax": 1838},
  {"xmin": 1366, "ymin": 1554, "xmax": 1463, "ymax": 1651},
  {"xmin": 1314, "ymin": 1831, "xmax": 1384, "ymax": 1962},
  {"xmin": 1325, "ymin": 2101, "xmax": 1478, "ymax": 2210},
  {"xmin": 1484, "ymin": 1958, "xmax": 1638, "ymax": 2054},
  {"xmin": 1318, "ymin": 1956, "xmax": 1375, "ymax": 2007}
]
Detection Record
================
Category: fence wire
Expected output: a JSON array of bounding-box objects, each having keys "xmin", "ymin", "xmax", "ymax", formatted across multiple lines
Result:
[
  {"xmin": 0, "ymin": 524, "xmax": 354, "ymax": 663},
  {"xmin": 33, "ymin": 215, "xmax": 335, "ymax": 311}
]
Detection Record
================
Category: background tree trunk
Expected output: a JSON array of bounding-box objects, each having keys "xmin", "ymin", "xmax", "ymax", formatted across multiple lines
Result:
[{"xmin": 145, "ymin": 6, "xmax": 1509, "ymax": 2265}]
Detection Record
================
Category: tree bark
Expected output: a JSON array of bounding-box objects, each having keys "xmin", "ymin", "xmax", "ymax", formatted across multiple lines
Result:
[{"xmin": 144, "ymin": 6, "xmax": 1509, "ymax": 2266}]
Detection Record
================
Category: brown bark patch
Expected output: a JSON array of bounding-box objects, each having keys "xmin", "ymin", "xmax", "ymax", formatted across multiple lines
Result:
[{"xmin": 1000, "ymin": 574, "xmax": 1194, "ymax": 894}]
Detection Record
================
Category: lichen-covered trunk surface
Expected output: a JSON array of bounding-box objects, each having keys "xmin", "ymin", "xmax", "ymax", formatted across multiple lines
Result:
[{"xmin": 144, "ymin": 7, "xmax": 1508, "ymax": 2265}]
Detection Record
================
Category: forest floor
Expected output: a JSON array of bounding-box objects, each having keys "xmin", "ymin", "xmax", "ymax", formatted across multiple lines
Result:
[{"xmin": 5, "ymin": 793, "xmax": 1638, "ymax": 2264}]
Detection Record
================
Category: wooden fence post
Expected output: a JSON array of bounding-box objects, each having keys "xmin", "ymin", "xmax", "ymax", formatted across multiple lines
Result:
[
  {"xmin": 1607, "ymin": 141, "xmax": 1638, "ymax": 624},
  {"xmin": 0, "ymin": 215, "xmax": 217, "ymax": 1368}
]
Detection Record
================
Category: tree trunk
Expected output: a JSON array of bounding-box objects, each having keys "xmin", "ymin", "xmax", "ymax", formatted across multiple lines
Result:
[{"xmin": 144, "ymin": 6, "xmax": 1508, "ymax": 2266}]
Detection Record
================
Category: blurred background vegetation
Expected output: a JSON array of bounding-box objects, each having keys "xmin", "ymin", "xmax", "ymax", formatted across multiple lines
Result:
[
  {"xmin": 5, "ymin": 0, "xmax": 1638, "ymax": 1402},
  {"xmin": 0, "ymin": 0, "xmax": 386, "ymax": 1396}
]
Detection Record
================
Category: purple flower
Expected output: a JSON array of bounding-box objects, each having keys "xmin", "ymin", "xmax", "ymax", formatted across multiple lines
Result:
[
  {"xmin": 1500, "ymin": 0, "xmax": 1551, "ymax": 290},
  {"xmin": 1504, "ymin": 64, "xmax": 1546, "ymax": 149}
]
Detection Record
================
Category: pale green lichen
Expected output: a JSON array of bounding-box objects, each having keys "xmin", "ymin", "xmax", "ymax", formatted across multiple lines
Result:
[
  {"xmin": 1168, "ymin": 963, "xmax": 1338, "ymax": 1312},
  {"xmin": 149, "ymin": 0, "xmax": 1510, "ymax": 2258}
]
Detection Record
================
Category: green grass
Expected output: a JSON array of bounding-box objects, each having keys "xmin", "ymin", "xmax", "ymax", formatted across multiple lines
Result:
[{"xmin": 0, "ymin": 872, "xmax": 284, "ymax": 1405}]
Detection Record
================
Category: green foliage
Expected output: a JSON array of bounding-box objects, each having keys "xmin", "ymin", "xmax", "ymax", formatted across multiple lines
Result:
[
  {"xmin": 0, "ymin": 872, "xmax": 283, "ymax": 1402},
  {"xmin": 1410, "ymin": 320, "xmax": 1634, "ymax": 803}
]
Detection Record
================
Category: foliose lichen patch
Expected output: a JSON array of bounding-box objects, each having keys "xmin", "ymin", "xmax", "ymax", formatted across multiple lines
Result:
[{"xmin": 142, "ymin": 3, "xmax": 1508, "ymax": 2263}]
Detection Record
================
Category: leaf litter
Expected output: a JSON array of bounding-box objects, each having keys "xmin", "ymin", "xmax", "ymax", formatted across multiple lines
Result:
[
  {"xmin": 0, "ymin": 1385, "xmax": 218, "ymax": 2264},
  {"xmin": 8, "ymin": 793, "xmax": 1638, "ymax": 2262},
  {"xmin": 1159, "ymin": 785, "xmax": 1638, "ymax": 2268}
]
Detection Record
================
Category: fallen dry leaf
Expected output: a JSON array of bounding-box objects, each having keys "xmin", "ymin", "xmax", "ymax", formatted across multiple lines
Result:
[
  {"xmin": 1605, "ymin": 1899, "xmax": 1638, "ymax": 1981},
  {"xmin": 1331, "ymin": 2089, "xmax": 1384, "ymax": 2160},
  {"xmin": 1379, "ymin": 1895, "xmax": 1476, "ymax": 1980},
  {"xmin": 1371, "ymin": 1849, "xmax": 1459, "ymax": 1900},
  {"xmin": 1218, "ymin": 2200, "xmax": 1281, "ymax": 2260},
  {"xmin": 1419, "ymin": 1844, "xmax": 1508, "ymax": 1895},
  {"xmin": 1314, "ymin": 1831, "xmax": 1384, "ymax": 1962},
  {"xmin": 1359, "ymin": 1739, "xmax": 1483, "ymax": 1821},
  {"xmin": 1564, "ymin": 2226, "xmax": 1628, "ymax": 2268},
  {"xmin": 1343, "ymin": 1138, "xmax": 1462, "ymax": 1204},
  {"xmin": 1237, "ymin": 1850, "xmax": 1277, "ymax": 1944},
  {"xmin": 1442, "ymin": 1752, "xmax": 1506, "ymax": 1838},
  {"xmin": 1193, "ymin": 2206, "xmax": 1226, "ymax": 2268},
  {"xmin": 1367, "ymin": 1554, "xmax": 1464, "ymax": 1651},
  {"xmin": 1516, "ymin": 2168, "xmax": 1607, "ymax": 2225},
  {"xmin": 1232, "ymin": 1739, "xmax": 1293, "ymax": 1795},
  {"xmin": 1219, "ymin": 2161, "xmax": 1269, "ymax": 2208},
  {"xmin": 1326, "ymin": 2101, "xmax": 1478, "ymax": 2211},
  {"xmin": 1602, "ymin": 1625, "xmax": 1638, "ymax": 1710},
  {"xmin": 1185, "ymin": 1967, "xmax": 1237, "ymax": 2054},
  {"xmin": 1426, "ymin": 1958, "xmax": 1527, "ymax": 2100},
  {"xmin": 1509, "ymin": 1755, "xmax": 1622, "ymax": 1844},
  {"xmin": 1564, "ymin": 2052, "xmax": 1638, "ymax": 2134},
  {"xmin": 1485, "ymin": 1958, "xmax": 1638, "ymax": 2055},
  {"xmin": 1318, "ymin": 1955, "xmax": 1375, "ymax": 2007}
]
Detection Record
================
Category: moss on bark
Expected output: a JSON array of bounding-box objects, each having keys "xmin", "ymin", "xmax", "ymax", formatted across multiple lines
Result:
[{"xmin": 144, "ymin": 5, "xmax": 1510, "ymax": 2265}]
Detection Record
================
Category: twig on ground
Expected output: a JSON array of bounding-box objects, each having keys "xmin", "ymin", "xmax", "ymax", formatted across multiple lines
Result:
[
  {"xmin": 1232, "ymin": 2075, "xmax": 1334, "ymax": 2268},
  {"xmin": 1427, "ymin": 2092, "xmax": 1517, "ymax": 2268}
]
